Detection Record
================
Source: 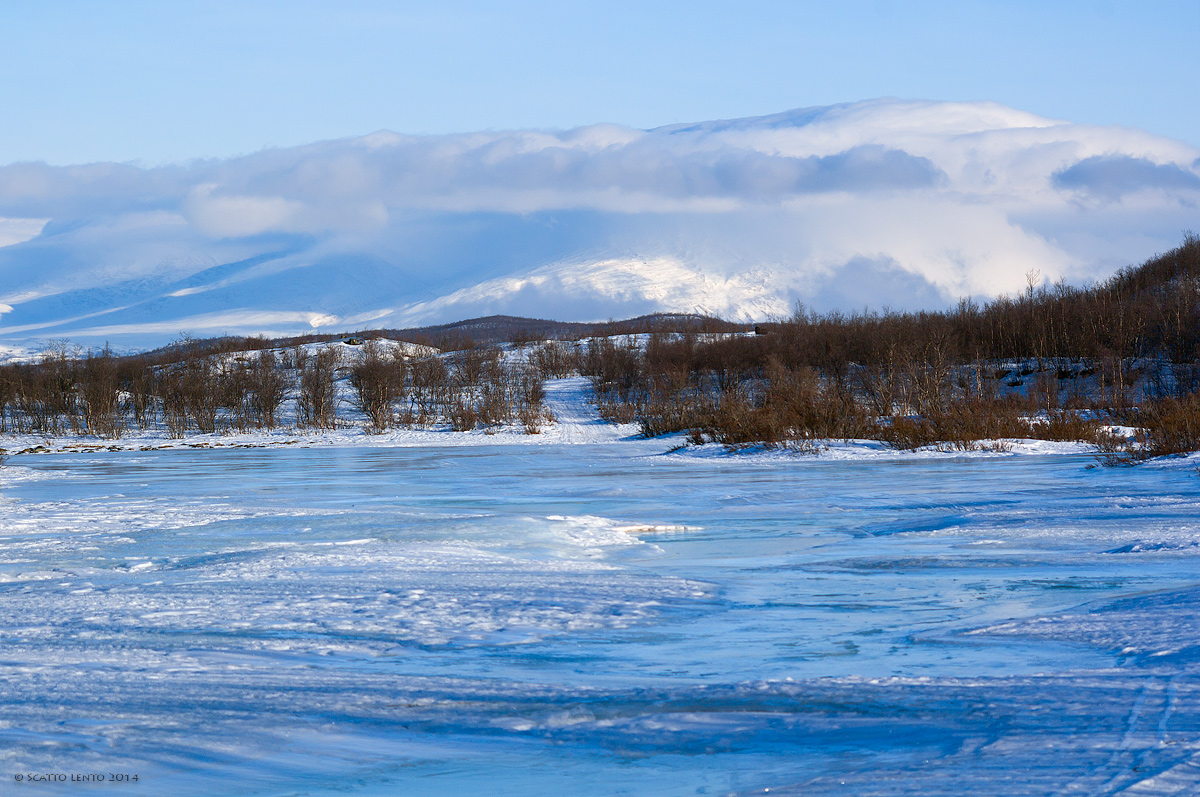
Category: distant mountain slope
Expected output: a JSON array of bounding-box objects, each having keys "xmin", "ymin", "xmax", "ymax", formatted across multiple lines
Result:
[{"xmin": 0, "ymin": 98, "xmax": 1196, "ymax": 349}]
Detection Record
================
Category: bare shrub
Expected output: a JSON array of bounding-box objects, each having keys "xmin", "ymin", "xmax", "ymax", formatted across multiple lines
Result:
[
  {"xmin": 513, "ymin": 365, "xmax": 552, "ymax": 433},
  {"xmin": 875, "ymin": 402, "xmax": 1111, "ymax": 452},
  {"xmin": 33, "ymin": 346, "xmax": 78, "ymax": 435},
  {"xmin": 350, "ymin": 341, "xmax": 404, "ymax": 432},
  {"xmin": 122, "ymin": 357, "xmax": 157, "ymax": 430},
  {"xmin": 636, "ymin": 379, "xmax": 709, "ymax": 438},
  {"xmin": 4, "ymin": 357, "xmax": 68, "ymax": 435},
  {"xmin": 407, "ymin": 356, "xmax": 450, "ymax": 426},
  {"xmin": 155, "ymin": 353, "xmax": 221, "ymax": 435},
  {"xmin": 760, "ymin": 360, "xmax": 874, "ymax": 441},
  {"xmin": 669, "ymin": 362, "xmax": 875, "ymax": 448},
  {"xmin": 876, "ymin": 416, "xmax": 941, "ymax": 451},
  {"xmin": 80, "ymin": 346, "xmax": 126, "ymax": 438},
  {"xmin": 221, "ymin": 357, "xmax": 254, "ymax": 432},
  {"xmin": 509, "ymin": 329, "xmax": 540, "ymax": 348},
  {"xmin": 185, "ymin": 357, "xmax": 221, "ymax": 433},
  {"xmin": 1029, "ymin": 410, "xmax": 1104, "ymax": 442},
  {"xmin": 475, "ymin": 358, "xmax": 514, "ymax": 428},
  {"xmin": 519, "ymin": 403, "xmax": 554, "ymax": 434},
  {"xmin": 689, "ymin": 386, "xmax": 785, "ymax": 447},
  {"xmin": 247, "ymin": 350, "xmax": 290, "ymax": 429},
  {"xmin": 597, "ymin": 391, "xmax": 638, "ymax": 424},
  {"xmin": 581, "ymin": 337, "xmax": 641, "ymax": 400},
  {"xmin": 454, "ymin": 346, "xmax": 501, "ymax": 387},
  {"xmin": 0, "ymin": 370, "xmax": 12, "ymax": 434},
  {"xmin": 530, "ymin": 342, "xmax": 577, "ymax": 379},
  {"xmin": 298, "ymin": 348, "xmax": 339, "ymax": 428},
  {"xmin": 1139, "ymin": 395, "xmax": 1200, "ymax": 457},
  {"xmin": 448, "ymin": 397, "xmax": 479, "ymax": 431},
  {"xmin": 417, "ymin": 354, "xmax": 552, "ymax": 433},
  {"xmin": 158, "ymin": 369, "xmax": 189, "ymax": 438},
  {"xmin": 1104, "ymin": 394, "xmax": 1200, "ymax": 464}
]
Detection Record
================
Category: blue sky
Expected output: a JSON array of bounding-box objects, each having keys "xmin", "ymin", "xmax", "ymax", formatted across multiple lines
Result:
[{"xmin": 2, "ymin": 0, "xmax": 1198, "ymax": 165}]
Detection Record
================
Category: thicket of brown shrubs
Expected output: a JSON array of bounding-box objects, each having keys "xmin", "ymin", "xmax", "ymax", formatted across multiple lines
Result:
[{"xmin": 577, "ymin": 236, "xmax": 1200, "ymax": 459}]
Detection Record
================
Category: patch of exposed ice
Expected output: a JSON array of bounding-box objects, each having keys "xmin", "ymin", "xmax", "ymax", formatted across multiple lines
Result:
[{"xmin": 661, "ymin": 437, "xmax": 1101, "ymax": 463}]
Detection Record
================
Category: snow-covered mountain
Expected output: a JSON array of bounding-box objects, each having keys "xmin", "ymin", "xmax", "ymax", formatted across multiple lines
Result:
[{"xmin": 0, "ymin": 98, "xmax": 1197, "ymax": 349}]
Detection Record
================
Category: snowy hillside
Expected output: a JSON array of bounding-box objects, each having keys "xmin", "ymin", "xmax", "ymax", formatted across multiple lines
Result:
[{"xmin": 0, "ymin": 98, "xmax": 1197, "ymax": 350}]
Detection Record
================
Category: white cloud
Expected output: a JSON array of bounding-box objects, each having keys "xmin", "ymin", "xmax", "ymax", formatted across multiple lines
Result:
[
  {"xmin": 775, "ymin": 194, "xmax": 1074, "ymax": 297},
  {"xmin": 183, "ymin": 185, "xmax": 306, "ymax": 238},
  {"xmin": 0, "ymin": 216, "xmax": 48, "ymax": 248},
  {"xmin": 0, "ymin": 98, "xmax": 1197, "ymax": 346}
]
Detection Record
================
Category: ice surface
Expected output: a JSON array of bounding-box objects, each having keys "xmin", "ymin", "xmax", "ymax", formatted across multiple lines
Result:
[{"xmin": 2, "ymin": 393, "xmax": 1200, "ymax": 794}]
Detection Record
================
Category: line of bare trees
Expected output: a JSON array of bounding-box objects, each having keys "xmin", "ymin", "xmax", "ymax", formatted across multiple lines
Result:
[{"xmin": 0, "ymin": 339, "xmax": 556, "ymax": 439}]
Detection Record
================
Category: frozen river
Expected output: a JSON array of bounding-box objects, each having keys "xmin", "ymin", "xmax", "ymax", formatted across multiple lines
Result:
[{"xmin": 2, "ymin": 438, "xmax": 1199, "ymax": 794}]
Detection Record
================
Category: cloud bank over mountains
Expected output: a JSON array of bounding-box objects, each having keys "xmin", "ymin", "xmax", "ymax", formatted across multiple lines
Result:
[{"xmin": 0, "ymin": 98, "xmax": 1197, "ymax": 347}]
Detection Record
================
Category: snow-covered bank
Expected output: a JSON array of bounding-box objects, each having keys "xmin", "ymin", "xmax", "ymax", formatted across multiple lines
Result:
[
  {"xmin": 0, "ymin": 376, "xmax": 640, "ymax": 455},
  {"xmin": 666, "ymin": 436, "xmax": 1108, "ymax": 462}
]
